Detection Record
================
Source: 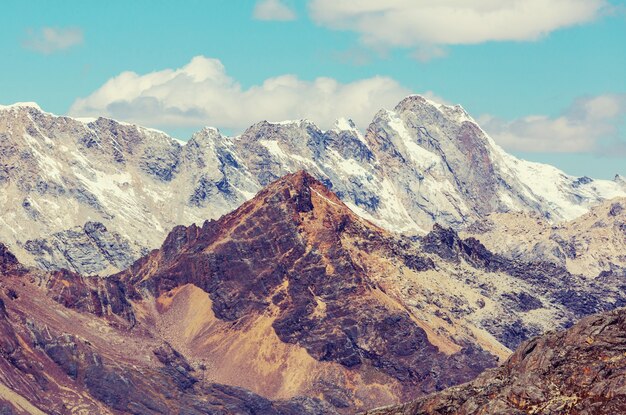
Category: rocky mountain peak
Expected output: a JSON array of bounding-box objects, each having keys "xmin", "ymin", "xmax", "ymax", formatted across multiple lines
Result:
[
  {"xmin": 393, "ymin": 94, "xmax": 473, "ymax": 125},
  {"xmin": 116, "ymin": 172, "xmax": 502, "ymax": 410},
  {"xmin": 259, "ymin": 170, "xmax": 342, "ymax": 212},
  {"xmin": 242, "ymin": 119, "xmax": 319, "ymax": 140},
  {"xmin": 190, "ymin": 126, "xmax": 223, "ymax": 143}
]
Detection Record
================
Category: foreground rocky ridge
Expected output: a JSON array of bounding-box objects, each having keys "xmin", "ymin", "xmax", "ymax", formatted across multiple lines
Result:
[
  {"xmin": 364, "ymin": 307, "xmax": 626, "ymax": 415},
  {"xmin": 1, "ymin": 98, "xmax": 624, "ymax": 275}
]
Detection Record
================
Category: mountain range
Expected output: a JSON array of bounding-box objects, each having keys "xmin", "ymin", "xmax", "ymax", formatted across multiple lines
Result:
[
  {"xmin": 1, "ymin": 96, "xmax": 624, "ymax": 275},
  {"xmin": 1, "ymin": 95, "xmax": 625, "ymax": 413},
  {"xmin": 0, "ymin": 170, "xmax": 625, "ymax": 413}
]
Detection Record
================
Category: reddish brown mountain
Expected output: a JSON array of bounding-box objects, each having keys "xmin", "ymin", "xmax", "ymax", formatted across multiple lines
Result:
[
  {"xmin": 117, "ymin": 170, "xmax": 498, "ymax": 411},
  {"xmin": 6, "ymin": 170, "xmax": 619, "ymax": 413},
  {"xmin": 0, "ymin": 242, "xmax": 334, "ymax": 414},
  {"xmin": 364, "ymin": 307, "xmax": 626, "ymax": 415},
  {"xmin": 0, "ymin": 171, "xmax": 501, "ymax": 414}
]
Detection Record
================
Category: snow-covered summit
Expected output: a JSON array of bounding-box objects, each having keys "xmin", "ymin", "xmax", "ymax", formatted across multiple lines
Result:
[
  {"xmin": 0, "ymin": 95, "xmax": 624, "ymax": 275},
  {"xmin": 0, "ymin": 102, "xmax": 43, "ymax": 111}
]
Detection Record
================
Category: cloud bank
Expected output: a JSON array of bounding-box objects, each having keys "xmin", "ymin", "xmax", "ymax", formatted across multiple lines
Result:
[
  {"xmin": 69, "ymin": 56, "xmax": 411, "ymax": 132},
  {"xmin": 253, "ymin": 0, "xmax": 297, "ymax": 21},
  {"xmin": 481, "ymin": 94, "xmax": 626, "ymax": 154},
  {"xmin": 68, "ymin": 56, "xmax": 624, "ymax": 156},
  {"xmin": 23, "ymin": 27, "xmax": 84, "ymax": 54},
  {"xmin": 308, "ymin": 0, "xmax": 608, "ymax": 60}
]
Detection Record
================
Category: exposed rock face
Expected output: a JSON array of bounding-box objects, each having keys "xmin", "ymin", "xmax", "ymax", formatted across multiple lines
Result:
[
  {"xmin": 119, "ymin": 171, "xmax": 499, "ymax": 410},
  {"xmin": 463, "ymin": 197, "xmax": 626, "ymax": 277},
  {"xmin": 0, "ymin": 246, "xmax": 336, "ymax": 414},
  {"xmin": 1, "ymin": 99, "xmax": 624, "ymax": 275},
  {"xmin": 419, "ymin": 224, "xmax": 626, "ymax": 349},
  {"xmin": 23, "ymin": 221, "xmax": 146, "ymax": 275},
  {"xmin": 363, "ymin": 307, "xmax": 626, "ymax": 415},
  {"xmin": 0, "ymin": 243, "xmax": 22, "ymax": 275}
]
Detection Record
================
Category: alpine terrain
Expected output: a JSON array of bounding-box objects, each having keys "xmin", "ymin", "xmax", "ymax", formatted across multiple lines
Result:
[
  {"xmin": 364, "ymin": 307, "xmax": 626, "ymax": 415},
  {"xmin": 1, "ymin": 96, "xmax": 624, "ymax": 275},
  {"xmin": 0, "ymin": 171, "xmax": 625, "ymax": 413}
]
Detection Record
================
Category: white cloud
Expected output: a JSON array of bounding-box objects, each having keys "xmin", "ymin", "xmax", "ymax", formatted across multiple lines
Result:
[
  {"xmin": 69, "ymin": 56, "xmax": 411, "ymax": 132},
  {"xmin": 23, "ymin": 27, "xmax": 83, "ymax": 54},
  {"xmin": 308, "ymin": 0, "xmax": 608, "ymax": 58},
  {"xmin": 411, "ymin": 45, "xmax": 448, "ymax": 63},
  {"xmin": 253, "ymin": 0, "xmax": 297, "ymax": 21},
  {"xmin": 480, "ymin": 94, "xmax": 626, "ymax": 154}
]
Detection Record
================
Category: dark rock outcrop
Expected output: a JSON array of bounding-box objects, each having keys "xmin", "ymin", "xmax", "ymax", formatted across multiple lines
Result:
[
  {"xmin": 421, "ymin": 224, "xmax": 626, "ymax": 349},
  {"xmin": 364, "ymin": 307, "xmax": 626, "ymax": 415},
  {"xmin": 24, "ymin": 221, "xmax": 145, "ymax": 275}
]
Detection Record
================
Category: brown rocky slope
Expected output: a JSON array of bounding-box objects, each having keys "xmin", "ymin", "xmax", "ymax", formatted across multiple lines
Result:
[
  {"xmin": 0, "ymin": 241, "xmax": 334, "ymax": 414},
  {"xmin": 117, "ymin": 170, "xmax": 499, "ymax": 411},
  {"xmin": 1, "ymin": 171, "xmax": 625, "ymax": 413},
  {"xmin": 364, "ymin": 307, "xmax": 626, "ymax": 415}
]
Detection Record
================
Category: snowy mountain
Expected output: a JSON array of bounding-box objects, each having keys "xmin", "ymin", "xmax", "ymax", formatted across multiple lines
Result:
[
  {"xmin": 463, "ymin": 197, "xmax": 626, "ymax": 277},
  {"xmin": 0, "ymin": 96, "xmax": 624, "ymax": 274}
]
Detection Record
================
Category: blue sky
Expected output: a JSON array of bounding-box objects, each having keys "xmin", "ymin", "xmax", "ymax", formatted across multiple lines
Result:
[{"xmin": 1, "ymin": 0, "xmax": 625, "ymax": 178}]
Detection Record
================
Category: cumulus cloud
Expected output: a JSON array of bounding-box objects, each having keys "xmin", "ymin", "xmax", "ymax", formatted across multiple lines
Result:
[
  {"xmin": 69, "ymin": 56, "xmax": 411, "ymax": 131},
  {"xmin": 480, "ymin": 94, "xmax": 626, "ymax": 154},
  {"xmin": 308, "ymin": 0, "xmax": 608, "ymax": 59},
  {"xmin": 22, "ymin": 27, "xmax": 83, "ymax": 54},
  {"xmin": 253, "ymin": 0, "xmax": 297, "ymax": 21}
]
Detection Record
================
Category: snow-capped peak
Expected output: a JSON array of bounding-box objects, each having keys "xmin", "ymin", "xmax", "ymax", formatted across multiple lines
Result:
[
  {"xmin": 1, "ymin": 94, "xmax": 624, "ymax": 280},
  {"xmin": 332, "ymin": 117, "xmax": 359, "ymax": 132},
  {"xmin": 266, "ymin": 119, "xmax": 314, "ymax": 127},
  {"xmin": 0, "ymin": 102, "xmax": 42, "ymax": 111}
]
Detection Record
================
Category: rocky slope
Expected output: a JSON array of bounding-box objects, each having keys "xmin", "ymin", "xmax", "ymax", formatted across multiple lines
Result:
[
  {"xmin": 364, "ymin": 307, "xmax": 626, "ymax": 415},
  {"xmin": 1, "ymin": 98, "xmax": 624, "ymax": 274},
  {"xmin": 0, "ymin": 172, "xmax": 625, "ymax": 413},
  {"xmin": 464, "ymin": 197, "xmax": 626, "ymax": 277},
  {"xmin": 0, "ymin": 244, "xmax": 335, "ymax": 414},
  {"xmin": 114, "ymin": 172, "xmax": 626, "ymax": 409}
]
